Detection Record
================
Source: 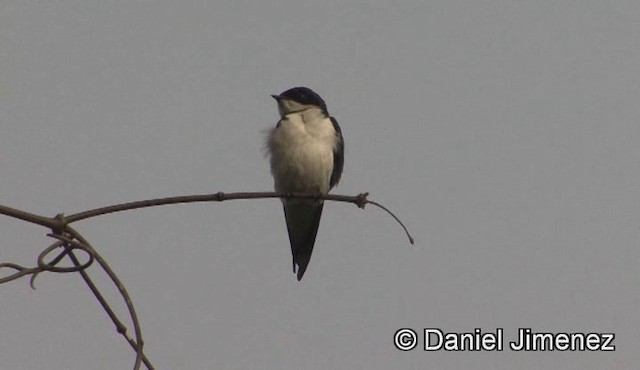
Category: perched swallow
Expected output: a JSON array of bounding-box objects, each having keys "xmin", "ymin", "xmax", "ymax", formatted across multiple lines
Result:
[{"xmin": 266, "ymin": 87, "xmax": 344, "ymax": 280}]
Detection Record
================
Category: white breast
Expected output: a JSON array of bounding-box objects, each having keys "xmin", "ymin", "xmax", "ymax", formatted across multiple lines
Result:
[{"xmin": 267, "ymin": 110, "xmax": 336, "ymax": 194}]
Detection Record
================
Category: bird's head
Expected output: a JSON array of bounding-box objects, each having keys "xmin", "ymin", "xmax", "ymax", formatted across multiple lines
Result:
[{"xmin": 272, "ymin": 87, "xmax": 328, "ymax": 116}]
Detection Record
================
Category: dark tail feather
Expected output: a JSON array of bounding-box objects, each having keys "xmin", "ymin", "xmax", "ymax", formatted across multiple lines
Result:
[{"xmin": 283, "ymin": 201, "xmax": 324, "ymax": 281}]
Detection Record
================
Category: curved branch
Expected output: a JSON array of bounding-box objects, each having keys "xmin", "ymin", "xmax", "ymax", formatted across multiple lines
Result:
[
  {"xmin": 1, "ymin": 192, "xmax": 414, "ymax": 245},
  {"xmin": 0, "ymin": 190, "xmax": 413, "ymax": 370},
  {"xmin": 64, "ymin": 192, "xmax": 352, "ymax": 222},
  {"xmin": 65, "ymin": 227, "xmax": 150, "ymax": 370},
  {"xmin": 61, "ymin": 191, "xmax": 414, "ymax": 245}
]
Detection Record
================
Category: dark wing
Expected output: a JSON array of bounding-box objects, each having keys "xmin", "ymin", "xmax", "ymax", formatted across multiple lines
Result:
[
  {"xmin": 329, "ymin": 116, "xmax": 344, "ymax": 189},
  {"xmin": 283, "ymin": 201, "xmax": 324, "ymax": 281}
]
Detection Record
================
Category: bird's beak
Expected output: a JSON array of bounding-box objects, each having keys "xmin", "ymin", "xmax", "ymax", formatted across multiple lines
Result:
[{"xmin": 271, "ymin": 94, "xmax": 281, "ymax": 101}]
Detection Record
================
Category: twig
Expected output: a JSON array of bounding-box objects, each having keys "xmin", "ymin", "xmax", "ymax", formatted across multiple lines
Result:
[
  {"xmin": 63, "ymin": 192, "xmax": 414, "ymax": 245},
  {"xmin": 63, "ymin": 229, "xmax": 151, "ymax": 370},
  {"xmin": 0, "ymin": 191, "xmax": 413, "ymax": 369}
]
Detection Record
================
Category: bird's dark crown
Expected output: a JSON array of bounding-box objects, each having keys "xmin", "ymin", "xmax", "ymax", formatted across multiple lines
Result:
[{"xmin": 277, "ymin": 87, "xmax": 328, "ymax": 113}]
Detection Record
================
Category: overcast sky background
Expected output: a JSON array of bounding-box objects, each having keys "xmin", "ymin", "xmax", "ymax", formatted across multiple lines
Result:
[{"xmin": 2, "ymin": 1, "xmax": 639, "ymax": 369}]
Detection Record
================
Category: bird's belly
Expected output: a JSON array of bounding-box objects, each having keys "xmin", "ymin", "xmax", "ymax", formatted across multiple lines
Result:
[{"xmin": 272, "ymin": 141, "xmax": 334, "ymax": 194}]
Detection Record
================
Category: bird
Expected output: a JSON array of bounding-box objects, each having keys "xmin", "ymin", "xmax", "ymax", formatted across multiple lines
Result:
[{"xmin": 266, "ymin": 87, "xmax": 344, "ymax": 280}]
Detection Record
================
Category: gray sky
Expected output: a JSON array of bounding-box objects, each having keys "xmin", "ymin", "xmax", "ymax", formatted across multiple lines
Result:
[{"xmin": 2, "ymin": 1, "xmax": 639, "ymax": 369}]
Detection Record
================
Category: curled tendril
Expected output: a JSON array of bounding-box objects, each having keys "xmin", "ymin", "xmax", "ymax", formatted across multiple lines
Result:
[
  {"xmin": 0, "ymin": 262, "xmax": 40, "ymax": 285},
  {"xmin": 39, "ymin": 234, "xmax": 95, "ymax": 273},
  {"xmin": 0, "ymin": 235, "xmax": 95, "ymax": 289}
]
